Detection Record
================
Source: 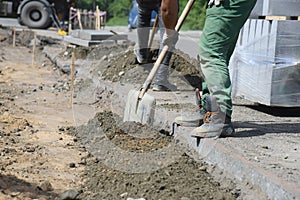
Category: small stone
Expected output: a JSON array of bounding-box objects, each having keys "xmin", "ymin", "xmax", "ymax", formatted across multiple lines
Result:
[
  {"xmin": 39, "ymin": 180, "xmax": 53, "ymax": 191},
  {"xmin": 159, "ymin": 185, "xmax": 166, "ymax": 190},
  {"xmin": 24, "ymin": 146, "xmax": 35, "ymax": 152},
  {"xmin": 61, "ymin": 65, "xmax": 71, "ymax": 74},
  {"xmin": 181, "ymin": 197, "xmax": 190, "ymax": 200},
  {"xmin": 60, "ymin": 189, "xmax": 79, "ymax": 200},
  {"xmin": 69, "ymin": 163, "xmax": 76, "ymax": 168},
  {"xmin": 232, "ymin": 188, "xmax": 241, "ymax": 198},
  {"xmin": 119, "ymin": 71, "xmax": 125, "ymax": 76},
  {"xmin": 127, "ymin": 198, "xmax": 145, "ymax": 200},
  {"xmin": 101, "ymin": 55, "xmax": 108, "ymax": 61},
  {"xmin": 199, "ymin": 166, "xmax": 207, "ymax": 171},
  {"xmin": 120, "ymin": 192, "xmax": 128, "ymax": 198},
  {"xmin": 10, "ymin": 192, "xmax": 20, "ymax": 197},
  {"xmin": 78, "ymin": 158, "xmax": 87, "ymax": 165}
]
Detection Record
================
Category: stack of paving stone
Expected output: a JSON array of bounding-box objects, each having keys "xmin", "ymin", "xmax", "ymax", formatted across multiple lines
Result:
[
  {"xmin": 64, "ymin": 29, "xmax": 128, "ymax": 47},
  {"xmin": 229, "ymin": 0, "xmax": 300, "ymax": 107}
]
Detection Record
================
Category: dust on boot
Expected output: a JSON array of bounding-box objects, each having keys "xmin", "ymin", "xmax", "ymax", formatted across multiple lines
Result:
[
  {"xmin": 152, "ymin": 64, "xmax": 177, "ymax": 91},
  {"xmin": 174, "ymin": 88, "xmax": 206, "ymax": 127},
  {"xmin": 191, "ymin": 95, "xmax": 234, "ymax": 138}
]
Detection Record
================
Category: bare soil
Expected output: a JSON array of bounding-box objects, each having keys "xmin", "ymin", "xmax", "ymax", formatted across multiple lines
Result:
[
  {"xmin": 0, "ymin": 28, "xmax": 85, "ymax": 200},
  {"xmin": 0, "ymin": 27, "xmax": 237, "ymax": 200}
]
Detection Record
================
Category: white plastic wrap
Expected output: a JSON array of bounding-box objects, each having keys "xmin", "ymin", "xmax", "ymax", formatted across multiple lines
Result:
[
  {"xmin": 229, "ymin": 19, "xmax": 300, "ymax": 107},
  {"xmin": 250, "ymin": 0, "xmax": 300, "ymax": 17}
]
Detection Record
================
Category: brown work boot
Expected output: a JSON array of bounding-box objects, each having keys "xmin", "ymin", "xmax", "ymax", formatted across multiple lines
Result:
[
  {"xmin": 191, "ymin": 111, "xmax": 234, "ymax": 138},
  {"xmin": 191, "ymin": 95, "xmax": 235, "ymax": 138}
]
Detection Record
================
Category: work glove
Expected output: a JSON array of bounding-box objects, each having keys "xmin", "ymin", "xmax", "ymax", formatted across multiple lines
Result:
[
  {"xmin": 208, "ymin": 0, "xmax": 223, "ymax": 6},
  {"xmin": 162, "ymin": 30, "xmax": 179, "ymax": 48}
]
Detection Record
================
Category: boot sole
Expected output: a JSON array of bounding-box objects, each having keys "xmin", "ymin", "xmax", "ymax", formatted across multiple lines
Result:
[{"xmin": 174, "ymin": 119, "xmax": 203, "ymax": 127}]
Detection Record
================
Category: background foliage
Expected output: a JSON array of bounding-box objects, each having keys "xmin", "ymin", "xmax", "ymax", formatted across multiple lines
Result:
[{"xmin": 76, "ymin": 0, "xmax": 207, "ymax": 30}]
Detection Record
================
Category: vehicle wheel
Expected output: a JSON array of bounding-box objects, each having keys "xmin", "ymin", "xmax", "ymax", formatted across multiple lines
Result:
[
  {"xmin": 17, "ymin": 17, "xmax": 24, "ymax": 26},
  {"xmin": 20, "ymin": 1, "xmax": 52, "ymax": 29}
]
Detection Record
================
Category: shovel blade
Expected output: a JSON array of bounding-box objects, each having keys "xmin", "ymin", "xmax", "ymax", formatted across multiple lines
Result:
[{"xmin": 124, "ymin": 89, "xmax": 156, "ymax": 125}]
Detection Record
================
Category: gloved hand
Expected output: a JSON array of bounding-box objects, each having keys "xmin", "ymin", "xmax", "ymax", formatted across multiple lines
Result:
[
  {"xmin": 208, "ymin": 0, "xmax": 222, "ymax": 6},
  {"xmin": 162, "ymin": 30, "xmax": 179, "ymax": 48}
]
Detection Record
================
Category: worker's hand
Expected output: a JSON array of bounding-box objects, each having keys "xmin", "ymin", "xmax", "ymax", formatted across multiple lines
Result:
[
  {"xmin": 162, "ymin": 30, "xmax": 179, "ymax": 48},
  {"xmin": 208, "ymin": 0, "xmax": 223, "ymax": 6}
]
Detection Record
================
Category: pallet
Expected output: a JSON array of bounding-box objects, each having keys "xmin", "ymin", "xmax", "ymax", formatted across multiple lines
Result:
[
  {"xmin": 258, "ymin": 16, "xmax": 300, "ymax": 20},
  {"xmin": 250, "ymin": 0, "xmax": 300, "ymax": 18},
  {"xmin": 230, "ymin": 19, "xmax": 300, "ymax": 107}
]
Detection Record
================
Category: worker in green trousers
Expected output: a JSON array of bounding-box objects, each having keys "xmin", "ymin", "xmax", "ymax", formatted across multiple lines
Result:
[{"xmin": 162, "ymin": 0, "xmax": 257, "ymax": 137}]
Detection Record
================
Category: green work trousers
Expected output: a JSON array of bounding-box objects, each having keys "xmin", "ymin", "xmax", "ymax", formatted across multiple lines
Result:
[{"xmin": 199, "ymin": 0, "xmax": 257, "ymax": 117}]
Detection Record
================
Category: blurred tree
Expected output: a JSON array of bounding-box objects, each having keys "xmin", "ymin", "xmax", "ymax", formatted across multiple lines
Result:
[
  {"xmin": 76, "ymin": 0, "xmax": 207, "ymax": 29},
  {"xmin": 76, "ymin": 0, "xmax": 93, "ymax": 9},
  {"xmin": 179, "ymin": 0, "xmax": 206, "ymax": 30},
  {"xmin": 108, "ymin": 0, "xmax": 131, "ymax": 18},
  {"xmin": 77, "ymin": 0, "xmax": 130, "ymax": 21},
  {"xmin": 76, "ymin": 0, "xmax": 107, "ymax": 10}
]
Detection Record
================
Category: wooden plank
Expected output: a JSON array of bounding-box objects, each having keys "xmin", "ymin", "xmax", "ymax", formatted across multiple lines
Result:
[
  {"xmin": 261, "ymin": 16, "xmax": 300, "ymax": 20},
  {"xmin": 265, "ymin": 16, "xmax": 291, "ymax": 20}
]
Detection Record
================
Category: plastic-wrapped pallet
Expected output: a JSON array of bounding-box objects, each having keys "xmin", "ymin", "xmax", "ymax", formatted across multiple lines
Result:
[
  {"xmin": 229, "ymin": 19, "xmax": 300, "ymax": 107},
  {"xmin": 250, "ymin": 0, "xmax": 300, "ymax": 18}
]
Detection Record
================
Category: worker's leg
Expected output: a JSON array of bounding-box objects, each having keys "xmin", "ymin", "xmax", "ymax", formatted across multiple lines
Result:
[
  {"xmin": 153, "ymin": 11, "xmax": 176, "ymax": 91},
  {"xmin": 176, "ymin": 0, "xmax": 256, "ymax": 128},
  {"xmin": 153, "ymin": 2, "xmax": 178, "ymax": 91},
  {"xmin": 199, "ymin": 0, "xmax": 257, "ymax": 117},
  {"xmin": 134, "ymin": 5, "xmax": 153, "ymax": 63},
  {"xmin": 192, "ymin": 0, "xmax": 257, "ymax": 137}
]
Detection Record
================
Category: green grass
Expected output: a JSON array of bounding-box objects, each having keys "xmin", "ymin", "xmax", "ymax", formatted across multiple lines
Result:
[
  {"xmin": 106, "ymin": 17, "xmax": 128, "ymax": 26},
  {"xmin": 105, "ymin": 17, "xmax": 203, "ymax": 30}
]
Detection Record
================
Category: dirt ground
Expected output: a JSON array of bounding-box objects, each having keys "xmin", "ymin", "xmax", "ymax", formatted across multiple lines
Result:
[
  {"xmin": 0, "ymin": 27, "xmax": 240, "ymax": 200},
  {"xmin": 0, "ymin": 28, "xmax": 87, "ymax": 200}
]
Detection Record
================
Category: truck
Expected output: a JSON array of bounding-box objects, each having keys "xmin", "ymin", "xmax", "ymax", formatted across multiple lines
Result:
[{"xmin": 0, "ymin": 0, "xmax": 76, "ymax": 29}]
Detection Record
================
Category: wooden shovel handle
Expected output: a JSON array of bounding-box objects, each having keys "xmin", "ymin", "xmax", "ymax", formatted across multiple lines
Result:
[
  {"xmin": 148, "ymin": 14, "xmax": 159, "ymax": 49},
  {"xmin": 175, "ymin": 0, "xmax": 195, "ymax": 31}
]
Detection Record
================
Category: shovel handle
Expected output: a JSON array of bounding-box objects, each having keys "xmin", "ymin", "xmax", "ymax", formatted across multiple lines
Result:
[
  {"xmin": 148, "ymin": 14, "xmax": 159, "ymax": 49},
  {"xmin": 139, "ymin": 0, "xmax": 196, "ymax": 99},
  {"xmin": 175, "ymin": 0, "xmax": 195, "ymax": 31}
]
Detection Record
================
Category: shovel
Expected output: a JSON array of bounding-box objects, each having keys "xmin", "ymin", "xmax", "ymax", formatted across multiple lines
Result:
[
  {"xmin": 124, "ymin": 0, "xmax": 195, "ymax": 125},
  {"xmin": 148, "ymin": 14, "xmax": 159, "ymax": 52}
]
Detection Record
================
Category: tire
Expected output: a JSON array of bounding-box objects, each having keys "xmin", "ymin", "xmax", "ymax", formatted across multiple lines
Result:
[
  {"xmin": 20, "ymin": 1, "xmax": 52, "ymax": 29},
  {"xmin": 17, "ymin": 17, "xmax": 24, "ymax": 26}
]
